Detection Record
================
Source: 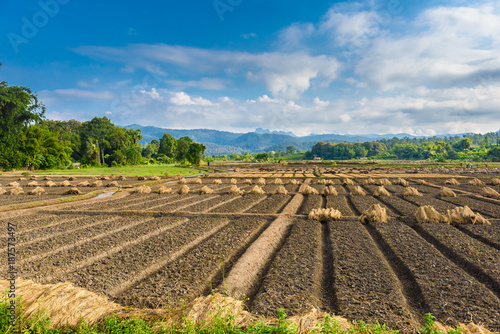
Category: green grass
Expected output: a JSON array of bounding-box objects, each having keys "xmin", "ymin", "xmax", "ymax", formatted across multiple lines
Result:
[
  {"xmin": 0, "ymin": 294, "xmax": 467, "ymax": 334},
  {"xmin": 13, "ymin": 165, "xmax": 208, "ymax": 177}
]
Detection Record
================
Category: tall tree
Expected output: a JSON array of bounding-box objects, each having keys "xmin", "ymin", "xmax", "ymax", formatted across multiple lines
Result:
[{"xmin": 158, "ymin": 134, "xmax": 177, "ymax": 158}]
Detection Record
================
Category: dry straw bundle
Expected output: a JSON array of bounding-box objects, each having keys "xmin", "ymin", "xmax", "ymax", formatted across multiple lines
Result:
[
  {"xmin": 179, "ymin": 178, "xmax": 187, "ymax": 184},
  {"xmin": 290, "ymin": 179, "xmax": 299, "ymax": 185},
  {"xmin": 199, "ymin": 186, "xmax": 215, "ymax": 194},
  {"xmin": 438, "ymin": 187, "xmax": 456, "ymax": 198},
  {"xmin": 7, "ymin": 187, "xmax": 24, "ymax": 195},
  {"xmin": 100, "ymin": 176, "xmax": 110, "ymax": 180},
  {"xmin": 213, "ymin": 179, "xmax": 223, "ymax": 184},
  {"xmin": 106, "ymin": 181, "xmax": 119, "ymax": 187},
  {"xmin": 491, "ymin": 178, "xmax": 500, "ymax": 186},
  {"xmin": 156, "ymin": 186, "xmax": 172, "ymax": 194},
  {"xmin": 274, "ymin": 178, "xmax": 283, "ymax": 184},
  {"xmin": 228, "ymin": 185, "xmax": 245, "ymax": 195},
  {"xmin": 149, "ymin": 176, "xmax": 161, "ymax": 180},
  {"xmin": 448, "ymin": 206, "xmax": 490, "ymax": 225},
  {"xmin": 8, "ymin": 181, "xmax": 20, "ymax": 187},
  {"xmin": 359, "ymin": 204, "xmax": 388, "ymax": 223},
  {"xmin": 404, "ymin": 187, "xmax": 422, "ymax": 197},
  {"xmin": 468, "ymin": 178, "xmax": 485, "ymax": 186},
  {"xmin": 249, "ymin": 185, "xmax": 265, "ymax": 194},
  {"xmin": 137, "ymin": 176, "xmax": 148, "ymax": 181},
  {"xmin": 59, "ymin": 180, "xmax": 71, "ymax": 187},
  {"xmin": 416, "ymin": 179, "xmax": 428, "ymax": 185},
  {"xmin": 373, "ymin": 186, "xmax": 391, "ymax": 197},
  {"xmin": 395, "ymin": 178, "xmax": 409, "ymax": 187},
  {"xmin": 191, "ymin": 177, "xmax": 203, "ymax": 184},
  {"xmin": 18, "ymin": 177, "xmax": 26, "ymax": 181},
  {"xmin": 342, "ymin": 178, "xmax": 355, "ymax": 185},
  {"xmin": 45, "ymin": 181, "xmax": 56, "ymax": 187},
  {"xmin": 376, "ymin": 178, "xmax": 392, "ymax": 186},
  {"xmin": 300, "ymin": 185, "xmax": 319, "ymax": 195},
  {"xmin": 30, "ymin": 176, "xmax": 37, "ymax": 180},
  {"xmin": 350, "ymin": 186, "xmax": 366, "ymax": 196},
  {"xmin": 28, "ymin": 187, "xmax": 45, "ymax": 196},
  {"xmin": 229, "ymin": 178, "xmax": 238, "ymax": 184},
  {"xmin": 274, "ymin": 186, "xmax": 288, "ymax": 195},
  {"xmin": 322, "ymin": 186, "xmax": 338, "ymax": 196},
  {"xmin": 90, "ymin": 181, "xmax": 102, "ymax": 187},
  {"xmin": 308, "ymin": 208, "xmax": 342, "ymax": 222},
  {"xmin": 27, "ymin": 181, "xmax": 39, "ymax": 187},
  {"xmin": 243, "ymin": 179, "xmax": 253, "ymax": 185},
  {"xmin": 481, "ymin": 186, "xmax": 500, "ymax": 198},
  {"xmin": 64, "ymin": 187, "xmax": 81, "ymax": 195},
  {"xmin": 68, "ymin": 176, "xmax": 76, "ymax": 181},
  {"xmin": 43, "ymin": 176, "xmax": 51, "ymax": 180},
  {"xmin": 416, "ymin": 206, "xmax": 449, "ymax": 224},
  {"xmin": 363, "ymin": 177, "xmax": 376, "ymax": 185},
  {"xmin": 77, "ymin": 181, "xmax": 89, "ymax": 187},
  {"xmin": 131, "ymin": 185, "xmax": 151, "ymax": 194},
  {"xmin": 176, "ymin": 185, "xmax": 190, "ymax": 195},
  {"xmin": 256, "ymin": 178, "xmax": 266, "ymax": 186},
  {"xmin": 0, "ymin": 188, "xmax": 6, "ymax": 195},
  {"xmin": 445, "ymin": 178, "xmax": 460, "ymax": 186},
  {"xmin": 117, "ymin": 175, "xmax": 126, "ymax": 181}
]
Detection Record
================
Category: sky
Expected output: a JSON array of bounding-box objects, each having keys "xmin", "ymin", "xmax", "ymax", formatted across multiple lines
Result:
[{"xmin": 2, "ymin": 0, "xmax": 500, "ymax": 136}]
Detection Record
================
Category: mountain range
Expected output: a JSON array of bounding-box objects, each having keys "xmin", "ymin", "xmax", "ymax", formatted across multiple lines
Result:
[{"xmin": 125, "ymin": 124, "xmax": 429, "ymax": 155}]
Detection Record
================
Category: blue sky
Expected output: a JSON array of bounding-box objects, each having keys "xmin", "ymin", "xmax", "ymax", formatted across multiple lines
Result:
[{"xmin": 2, "ymin": 0, "xmax": 500, "ymax": 136}]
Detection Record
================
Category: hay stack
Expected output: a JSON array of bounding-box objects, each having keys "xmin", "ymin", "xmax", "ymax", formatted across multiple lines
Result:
[
  {"xmin": 77, "ymin": 181, "xmax": 89, "ymax": 187},
  {"xmin": 256, "ymin": 178, "xmax": 266, "ymax": 185},
  {"xmin": 190, "ymin": 177, "xmax": 202, "ymax": 184},
  {"xmin": 0, "ymin": 188, "xmax": 6, "ymax": 195},
  {"xmin": 28, "ymin": 187, "xmax": 45, "ymax": 196},
  {"xmin": 468, "ymin": 178, "xmax": 485, "ymax": 186},
  {"xmin": 249, "ymin": 186, "xmax": 265, "ymax": 194},
  {"xmin": 342, "ymin": 178, "xmax": 355, "ymax": 185},
  {"xmin": 131, "ymin": 185, "xmax": 151, "ymax": 194},
  {"xmin": 107, "ymin": 181, "xmax": 119, "ymax": 187},
  {"xmin": 179, "ymin": 178, "xmax": 187, "ymax": 184},
  {"xmin": 274, "ymin": 186, "xmax": 288, "ymax": 195},
  {"xmin": 27, "ymin": 181, "xmax": 39, "ymax": 187},
  {"xmin": 7, "ymin": 187, "xmax": 24, "ymax": 195},
  {"xmin": 447, "ymin": 206, "xmax": 490, "ymax": 225},
  {"xmin": 43, "ymin": 176, "xmax": 51, "ymax": 180},
  {"xmin": 350, "ymin": 186, "xmax": 366, "ymax": 196},
  {"xmin": 274, "ymin": 178, "xmax": 283, "ymax": 185},
  {"xmin": 8, "ymin": 181, "xmax": 20, "ymax": 187},
  {"xmin": 491, "ymin": 178, "xmax": 500, "ymax": 186},
  {"xmin": 156, "ymin": 186, "xmax": 172, "ymax": 194},
  {"xmin": 290, "ymin": 179, "xmax": 299, "ymax": 185},
  {"xmin": 373, "ymin": 186, "xmax": 391, "ymax": 197},
  {"xmin": 243, "ymin": 179, "xmax": 252, "ymax": 185},
  {"xmin": 228, "ymin": 185, "xmax": 245, "ymax": 195},
  {"xmin": 149, "ymin": 176, "xmax": 161, "ymax": 181},
  {"xmin": 445, "ymin": 178, "xmax": 460, "ymax": 186},
  {"xmin": 438, "ymin": 187, "xmax": 456, "ymax": 198},
  {"xmin": 359, "ymin": 204, "xmax": 388, "ymax": 223},
  {"xmin": 45, "ymin": 181, "xmax": 56, "ymax": 187},
  {"xmin": 19, "ymin": 177, "xmax": 26, "ymax": 181},
  {"xmin": 404, "ymin": 187, "xmax": 422, "ymax": 197},
  {"xmin": 322, "ymin": 186, "xmax": 338, "ymax": 196},
  {"xmin": 481, "ymin": 187, "xmax": 500, "ymax": 198},
  {"xmin": 30, "ymin": 176, "xmax": 37, "ymax": 180},
  {"xmin": 138, "ymin": 176, "xmax": 148, "ymax": 181},
  {"xmin": 212, "ymin": 179, "xmax": 222, "ymax": 184},
  {"xmin": 308, "ymin": 208, "xmax": 342, "ymax": 222},
  {"xmin": 68, "ymin": 176, "xmax": 76, "ymax": 181},
  {"xmin": 199, "ymin": 186, "xmax": 215, "ymax": 194},
  {"xmin": 176, "ymin": 185, "xmax": 190, "ymax": 195},
  {"xmin": 59, "ymin": 180, "xmax": 71, "ymax": 187},
  {"xmin": 416, "ymin": 206, "xmax": 449, "ymax": 224},
  {"xmin": 300, "ymin": 185, "xmax": 319, "ymax": 195},
  {"xmin": 90, "ymin": 181, "xmax": 102, "ymax": 187},
  {"xmin": 376, "ymin": 178, "xmax": 392, "ymax": 186},
  {"xmin": 100, "ymin": 176, "xmax": 110, "ymax": 180},
  {"xmin": 117, "ymin": 175, "xmax": 126, "ymax": 181},
  {"xmin": 363, "ymin": 177, "xmax": 376, "ymax": 185},
  {"xmin": 395, "ymin": 178, "xmax": 409, "ymax": 186},
  {"xmin": 416, "ymin": 179, "xmax": 427, "ymax": 185},
  {"xmin": 229, "ymin": 178, "xmax": 237, "ymax": 184},
  {"xmin": 64, "ymin": 187, "xmax": 81, "ymax": 195}
]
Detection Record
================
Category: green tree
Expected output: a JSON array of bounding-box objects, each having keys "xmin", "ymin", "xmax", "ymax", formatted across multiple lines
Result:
[
  {"xmin": 186, "ymin": 142, "xmax": 206, "ymax": 165},
  {"xmin": 159, "ymin": 134, "xmax": 177, "ymax": 158},
  {"xmin": 286, "ymin": 145, "xmax": 295, "ymax": 154},
  {"xmin": 175, "ymin": 136, "xmax": 192, "ymax": 161}
]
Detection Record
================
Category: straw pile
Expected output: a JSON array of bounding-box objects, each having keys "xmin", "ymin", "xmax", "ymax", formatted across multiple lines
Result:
[
  {"xmin": 342, "ymin": 178, "xmax": 355, "ymax": 185},
  {"xmin": 322, "ymin": 186, "xmax": 338, "ymax": 196},
  {"xmin": 376, "ymin": 178, "xmax": 392, "ymax": 186},
  {"xmin": 176, "ymin": 185, "xmax": 190, "ymax": 195},
  {"xmin": 243, "ymin": 179, "xmax": 252, "ymax": 185},
  {"xmin": 229, "ymin": 178, "xmax": 237, "ymax": 185},
  {"xmin": 179, "ymin": 178, "xmax": 187, "ymax": 184},
  {"xmin": 416, "ymin": 179, "xmax": 428, "ymax": 185},
  {"xmin": 359, "ymin": 204, "xmax": 388, "ymax": 223},
  {"xmin": 43, "ymin": 176, "xmax": 51, "ymax": 180},
  {"xmin": 138, "ymin": 176, "xmax": 148, "ymax": 180},
  {"xmin": 363, "ymin": 177, "xmax": 376, "ymax": 185},
  {"xmin": 404, "ymin": 187, "xmax": 422, "ymax": 197},
  {"xmin": 156, "ymin": 186, "xmax": 172, "ymax": 194},
  {"xmin": 131, "ymin": 185, "xmax": 151, "ymax": 194},
  {"xmin": 77, "ymin": 181, "xmax": 90, "ymax": 187},
  {"xmin": 448, "ymin": 206, "xmax": 490, "ymax": 225},
  {"xmin": 107, "ymin": 181, "xmax": 119, "ymax": 187},
  {"xmin": 481, "ymin": 187, "xmax": 500, "ymax": 198},
  {"xmin": 438, "ymin": 187, "xmax": 456, "ymax": 198},
  {"xmin": 64, "ymin": 187, "xmax": 81, "ymax": 195},
  {"xmin": 7, "ymin": 187, "xmax": 24, "ymax": 195},
  {"xmin": 59, "ymin": 180, "xmax": 71, "ymax": 187},
  {"xmin": 491, "ymin": 178, "xmax": 500, "ymax": 186},
  {"xmin": 45, "ymin": 181, "xmax": 56, "ymax": 187},
  {"xmin": 199, "ymin": 186, "xmax": 215, "ymax": 194},
  {"xmin": 8, "ymin": 181, "xmax": 19, "ymax": 187},
  {"xmin": 468, "ymin": 178, "xmax": 485, "ymax": 186},
  {"xmin": 68, "ymin": 176, "xmax": 76, "ymax": 181},
  {"xmin": 274, "ymin": 178, "xmax": 283, "ymax": 185},
  {"xmin": 300, "ymin": 185, "xmax": 319, "ymax": 195},
  {"xmin": 100, "ymin": 176, "xmax": 110, "ymax": 180},
  {"xmin": 191, "ymin": 177, "xmax": 203, "ymax": 184},
  {"xmin": 274, "ymin": 186, "xmax": 288, "ymax": 195},
  {"xmin": 395, "ymin": 178, "xmax": 409, "ymax": 186},
  {"xmin": 256, "ymin": 178, "xmax": 266, "ymax": 185},
  {"xmin": 249, "ymin": 186, "xmax": 265, "ymax": 194},
  {"xmin": 228, "ymin": 185, "xmax": 245, "ymax": 195},
  {"xmin": 173, "ymin": 174, "xmax": 183, "ymax": 180},
  {"xmin": 117, "ymin": 175, "xmax": 126, "ymax": 181},
  {"xmin": 373, "ymin": 186, "xmax": 391, "ymax": 197},
  {"xmin": 19, "ymin": 177, "xmax": 26, "ymax": 181},
  {"xmin": 30, "ymin": 176, "xmax": 37, "ymax": 180},
  {"xmin": 416, "ymin": 206, "xmax": 449, "ymax": 224},
  {"xmin": 27, "ymin": 181, "xmax": 39, "ymax": 187},
  {"xmin": 213, "ymin": 179, "xmax": 223, "ymax": 184},
  {"xmin": 308, "ymin": 208, "xmax": 342, "ymax": 222},
  {"xmin": 90, "ymin": 181, "xmax": 102, "ymax": 187},
  {"xmin": 350, "ymin": 186, "xmax": 366, "ymax": 196},
  {"xmin": 445, "ymin": 178, "xmax": 460, "ymax": 186},
  {"xmin": 28, "ymin": 187, "xmax": 45, "ymax": 196},
  {"xmin": 0, "ymin": 188, "xmax": 6, "ymax": 195},
  {"xmin": 290, "ymin": 179, "xmax": 299, "ymax": 185}
]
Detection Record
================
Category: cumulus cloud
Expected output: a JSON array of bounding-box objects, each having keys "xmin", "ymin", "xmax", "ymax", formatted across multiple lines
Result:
[{"xmin": 169, "ymin": 91, "xmax": 212, "ymax": 106}]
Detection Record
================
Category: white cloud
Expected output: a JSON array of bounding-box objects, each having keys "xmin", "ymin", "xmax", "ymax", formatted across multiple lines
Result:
[
  {"xmin": 314, "ymin": 96, "xmax": 329, "ymax": 107},
  {"xmin": 140, "ymin": 88, "xmax": 162, "ymax": 100},
  {"xmin": 169, "ymin": 91, "xmax": 213, "ymax": 106},
  {"xmin": 39, "ymin": 89, "xmax": 114, "ymax": 103},
  {"xmin": 165, "ymin": 77, "xmax": 227, "ymax": 90}
]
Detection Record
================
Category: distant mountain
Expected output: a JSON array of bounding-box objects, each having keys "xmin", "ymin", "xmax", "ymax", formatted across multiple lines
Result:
[{"xmin": 124, "ymin": 124, "xmax": 426, "ymax": 155}]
